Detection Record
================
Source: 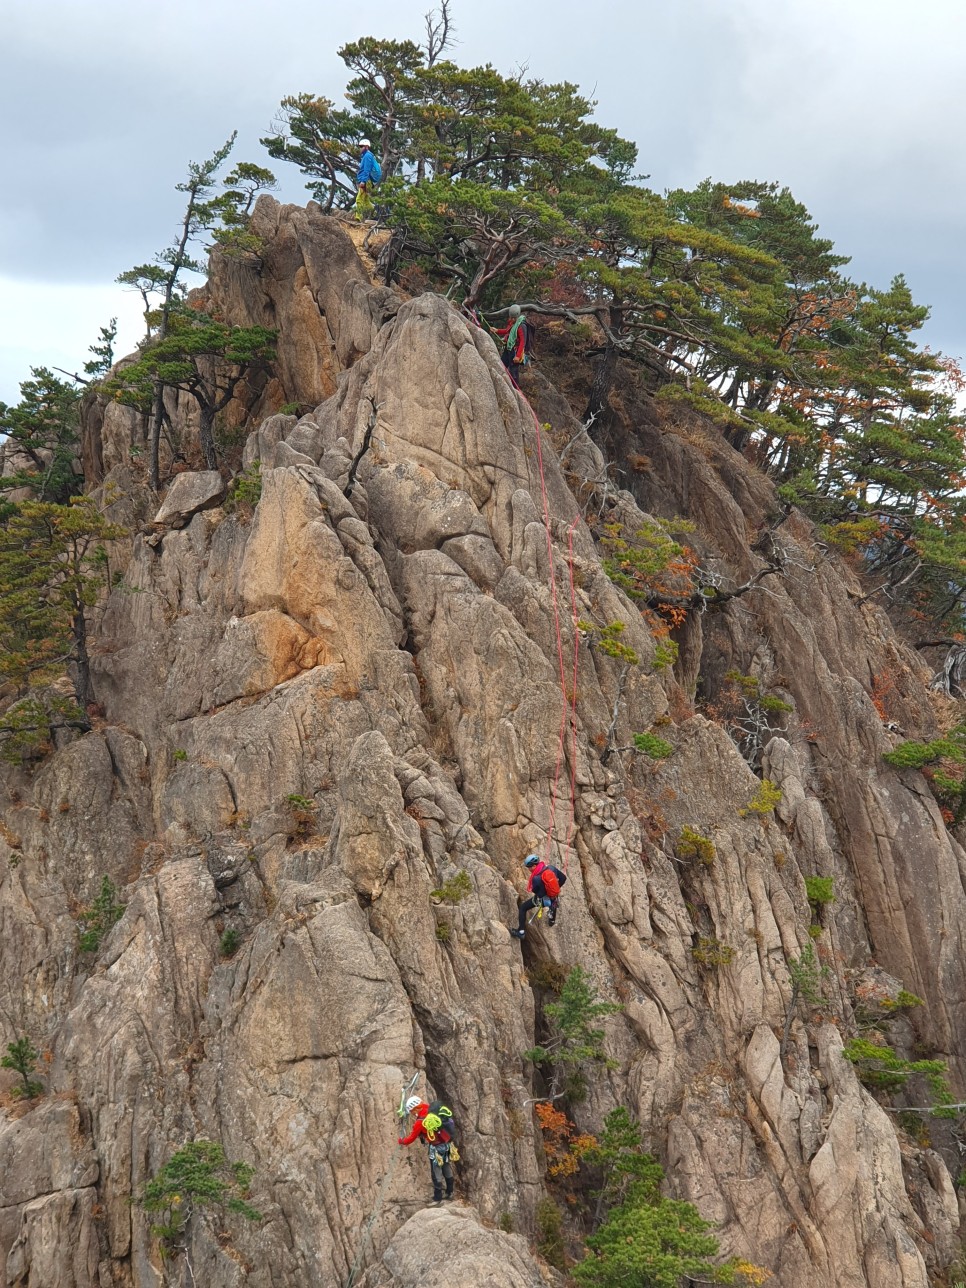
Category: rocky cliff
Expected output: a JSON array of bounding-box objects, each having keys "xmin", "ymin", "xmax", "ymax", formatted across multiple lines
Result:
[{"xmin": 2, "ymin": 198, "xmax": 964, "ymax": 1287}]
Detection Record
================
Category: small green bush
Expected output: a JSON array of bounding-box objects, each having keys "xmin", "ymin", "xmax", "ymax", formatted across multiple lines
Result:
[
  {"xmin": 804, "ymin": 876, "xmax": 835, "ymax": 906},
  {"xmin": 434, "ymin": 921, "xmax": 452, "ymax": 943},
  {"xmin": 430, "ymin": 870, "xmax": 473, "ymax": 903},
  {"xmin": 633, "ymin": 732, "xmax": 674, "ymax": 760},
  {"xmin": 807, "ymin": 924, "xmax": 823, "ymax": 939},
  {"xmin": 527, "ymin": 960, "xmax": 573, "ymax": 994},
  {"xmin": 675, "ymin": 826, "xmax": 715, "ymax": 866},
  {"xmin": 525, "ymin": 966, "xmax": 620, "ymax": 1099},
  {"xmin": 219, "ymin": 928, "xmax": 241, "ymax": 958},
  {"xmin": 536, "ymin": 1197, "xmax": 567, "ymax": 1269},
  {"xmin": 498, "ymin": 1212, "xmax": 514, "ymax": 1233},
  {"xmin": 285, "ymin": 793, "xmax": 315, "ymax": 811},
  {"xmin": 652, "ymin": 638, "xmax": 679, "ymax": 671},
  {"xmin": 225, "ymin": 460, "xmax": 262, "ymax": 515},
  {"xmin": 759, "ymin": 694, "xmax": 795, "ymax": 714},
  {"xmin": 895, "ymin": 989, "xmax": 924, "ymax": 1010},
  {"xmin": 598, "ymin": 621, "xmax": 639, "ymax": 667},
  {"xmin": 691, "ymin": 937, "xmax": 734, "ymax": 968},
  {"xmin": 172, "ymin": 749, "xmax": 188, "ymax": 763},
  {"xmin": 78, "ymin": 875, "xmax": 124, "ymax": 953},
  {"xmin": 884, "ymin": 739, "xmax": 950, "ymax": 770},
  {"xmin": 738, "ymin": 779, "xmax": 782, "ymax": 817}
]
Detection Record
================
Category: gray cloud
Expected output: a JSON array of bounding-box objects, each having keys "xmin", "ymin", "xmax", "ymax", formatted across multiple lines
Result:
[{"xmin": 3, "ymin": 0, "xmax": 965, "ymax": 402}]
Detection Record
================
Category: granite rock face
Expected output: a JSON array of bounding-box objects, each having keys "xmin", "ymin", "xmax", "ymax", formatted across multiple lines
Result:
[{"xmin": 1, "ymin": 202, "xmax": 963, "ymax": 1287}]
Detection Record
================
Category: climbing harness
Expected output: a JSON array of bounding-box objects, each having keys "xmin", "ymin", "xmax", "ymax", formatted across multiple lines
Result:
[{"xmin": 527, "ymin": 898, "xmax": 552, "ymax": 926}]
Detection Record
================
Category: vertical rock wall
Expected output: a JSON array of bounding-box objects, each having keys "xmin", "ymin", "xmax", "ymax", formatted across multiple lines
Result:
[{"xmin": 1, "ymin": 199, "xmax": 962, "ymax": 1287}]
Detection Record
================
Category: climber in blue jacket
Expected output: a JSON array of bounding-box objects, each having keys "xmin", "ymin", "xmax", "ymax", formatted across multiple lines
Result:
[
  {"xmin": 355, "ymin": 139, "xmax": 382, "ymax": 219},
  {"xmin": 356, "ymin": 140, "xmax": 381, "ymax": 191}
]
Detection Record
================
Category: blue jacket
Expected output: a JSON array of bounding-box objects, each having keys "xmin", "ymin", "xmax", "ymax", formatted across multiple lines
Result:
[{"xmin": 357, "ymin": 149, "xmax": 378, "ymax": 184}]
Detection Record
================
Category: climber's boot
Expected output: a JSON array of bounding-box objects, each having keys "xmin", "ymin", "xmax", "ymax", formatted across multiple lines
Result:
[{"xmin": 509, "ymin": 928, "xmax": 525, "ymax": 939}]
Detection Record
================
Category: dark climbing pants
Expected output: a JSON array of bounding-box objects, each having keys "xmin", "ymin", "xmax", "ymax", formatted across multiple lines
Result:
[
  {"xmin": 518, "ymin": 896, "xmax": 557, "ymax": 931},
  {"xmin": 429, "ymin": 1144, "xmax": 454, "ymax": 1199},
  {"xmin": 502, "ymin": 351, "xmax": 521, "ymax": 387}
]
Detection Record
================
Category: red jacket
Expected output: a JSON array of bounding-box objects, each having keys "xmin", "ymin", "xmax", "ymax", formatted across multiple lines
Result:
[
  {"xmin": 398, "ymin": 1103, "xmax": 454, "ymax": 1147},
  {"xmin": 495, "ymin": 317, "xmax": 527, "ymax": 363},
  {"xmin": 527, "ymin": 861, "xmax": 548, "ymax": 894}
]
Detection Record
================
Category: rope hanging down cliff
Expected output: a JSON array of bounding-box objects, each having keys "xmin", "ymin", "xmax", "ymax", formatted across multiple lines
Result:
[{"xmin": 464, "ymin": 304, "xmax": 582, "ymax": 877}]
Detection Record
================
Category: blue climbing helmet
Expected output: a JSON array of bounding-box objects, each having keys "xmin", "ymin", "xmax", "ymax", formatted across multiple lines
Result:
[{"xmin": 524, "ymin": 854, "xmax": 541, "ymax": 868}]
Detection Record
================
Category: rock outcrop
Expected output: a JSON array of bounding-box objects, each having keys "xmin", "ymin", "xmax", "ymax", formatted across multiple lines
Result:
[{"xmin": 1, "ymin": 198, "xmax": 963, "ymax": 1287}]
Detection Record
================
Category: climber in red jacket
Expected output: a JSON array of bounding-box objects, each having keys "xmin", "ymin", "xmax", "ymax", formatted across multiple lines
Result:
[
  {"xmin": 509, "ymin": 853, "xmax": 567, "ymax": 939},
  {"xmin": 493, "ymin": 304, "xmax": 530, "ymax": 387},
  {"xmin": 398, "ymin": 1096, "xmax": 457, "ymax": 1203}
]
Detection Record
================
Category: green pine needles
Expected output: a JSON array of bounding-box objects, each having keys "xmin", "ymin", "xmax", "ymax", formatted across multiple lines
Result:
[
  {"xmin": 843, "ymin": 1038, "xmax": 957, "ymax": 1117},
  {"xmin": 675, "ymin": 826, "xmax": 716, "ymax": 866},
  {"xmin": 141, "ymin": 1140, "xmax": 261, "ymax": 1254},
  {"xmin": 78, "ymin": 876, "xmax": 124, "ymax": 953},
  {"xmin": 633, "ymin": 732, "xmax": 674, "ymax": 760},
  {"xmin": 883, "ymin": 726, "xmax": 966, "ymax": 827},
  {"xmin": 2, "ymin": 1037, "xmax": 44, "ymax": 1100},
  {"xmin": 430, "ymin": 870, "xmax": 473, "ymax": 903},
  {"xmin": 804, "ymin": 876, "xmax": 835, "ymax": 908},
  {"xmin": 738, "ymin": 779, "xmax": 782, "ymax": 818},
  {"xmin": 526, "ymin": 965, "xmax": 620, "ymax": 1100}
]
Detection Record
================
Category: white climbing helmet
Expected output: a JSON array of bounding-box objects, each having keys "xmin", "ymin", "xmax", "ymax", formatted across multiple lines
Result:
[
  {"xmin": 405, "ymin": 1095, "xmax": 422, "ymax": 1113},
  {"xmin": 360, "ymin": 138, "xmax": 372, "ymax": 149}
]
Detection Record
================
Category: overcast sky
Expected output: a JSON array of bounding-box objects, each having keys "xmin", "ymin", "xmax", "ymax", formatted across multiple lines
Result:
[{"xmin": 3, "ymin": 0, "xmax": 965, "ymax": 403}]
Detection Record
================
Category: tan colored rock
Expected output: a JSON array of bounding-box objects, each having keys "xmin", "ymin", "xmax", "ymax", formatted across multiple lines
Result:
[
  {"xmin": 359, "ymin": 1206, "xmax": 557, "ymax": 1287},
  {"xmin": 7, "ymin": 206, "xmax": 966, "ymax": 1288},
  {"xmin": 153, "ymin": 470, "xmax": 226, "ymax": 526}
]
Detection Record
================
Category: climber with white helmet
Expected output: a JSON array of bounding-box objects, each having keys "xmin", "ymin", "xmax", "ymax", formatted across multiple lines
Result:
[
  {"xmin": 510, "ymin": 853, "xmax": 567, "ymax": 939},
  {"xmin": 355, "ymin": 138, "xmax": 382, "ymax": 218},
  {"xmin": 398, "ymin": 1095, "xmax": 459, "ymax": 1203}
]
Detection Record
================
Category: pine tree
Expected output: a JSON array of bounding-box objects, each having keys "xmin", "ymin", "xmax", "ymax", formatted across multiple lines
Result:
[
  {"xmin": 0, "ymin": 497, "xmax": 125, "ymax": 708},
  {"xmin": 107, "ymin": 312, "xmax": 276, "ymax": 470},
  {"xmin": 116, "ymin": 134, "xmax": 239, "ymax": 487},
  {"xmin": 0, "ymin": 369, "xmax": 82, "ymax": 502},
  {"xmin": 526, "ymin": 965, "xmax": 620, "ymax": 1098},
  {"xmin": 1, "ymin": 1037, "xmax": 44, "ymax": 1100}
]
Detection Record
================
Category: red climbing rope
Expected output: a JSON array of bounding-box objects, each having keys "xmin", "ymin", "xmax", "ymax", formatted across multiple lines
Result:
[
  {"xmin": 563, "ymin": 517, "xmax": 581, "ymax": 867},
  {"xmin": 529, "ymin": 393, "xmax": 571, "ymax": 865},
  {"xmin": 461, "ymin": 304, "xmax": 582, "ymax": 873}
]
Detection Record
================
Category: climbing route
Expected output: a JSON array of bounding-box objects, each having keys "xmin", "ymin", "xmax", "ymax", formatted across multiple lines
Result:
[{"xmin": 464, "ymin": 303, "xmax": 583, "ymax": 881}]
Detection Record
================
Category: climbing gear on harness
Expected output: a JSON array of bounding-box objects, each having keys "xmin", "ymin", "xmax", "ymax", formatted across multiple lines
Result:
[
  {"xmin": 449, "ymin": 1145, "xmax": 460, "ymax": 1163},
  {"xmin": 426, "ymin": 1101, "xmax": 455, "ymax": 1137}
]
